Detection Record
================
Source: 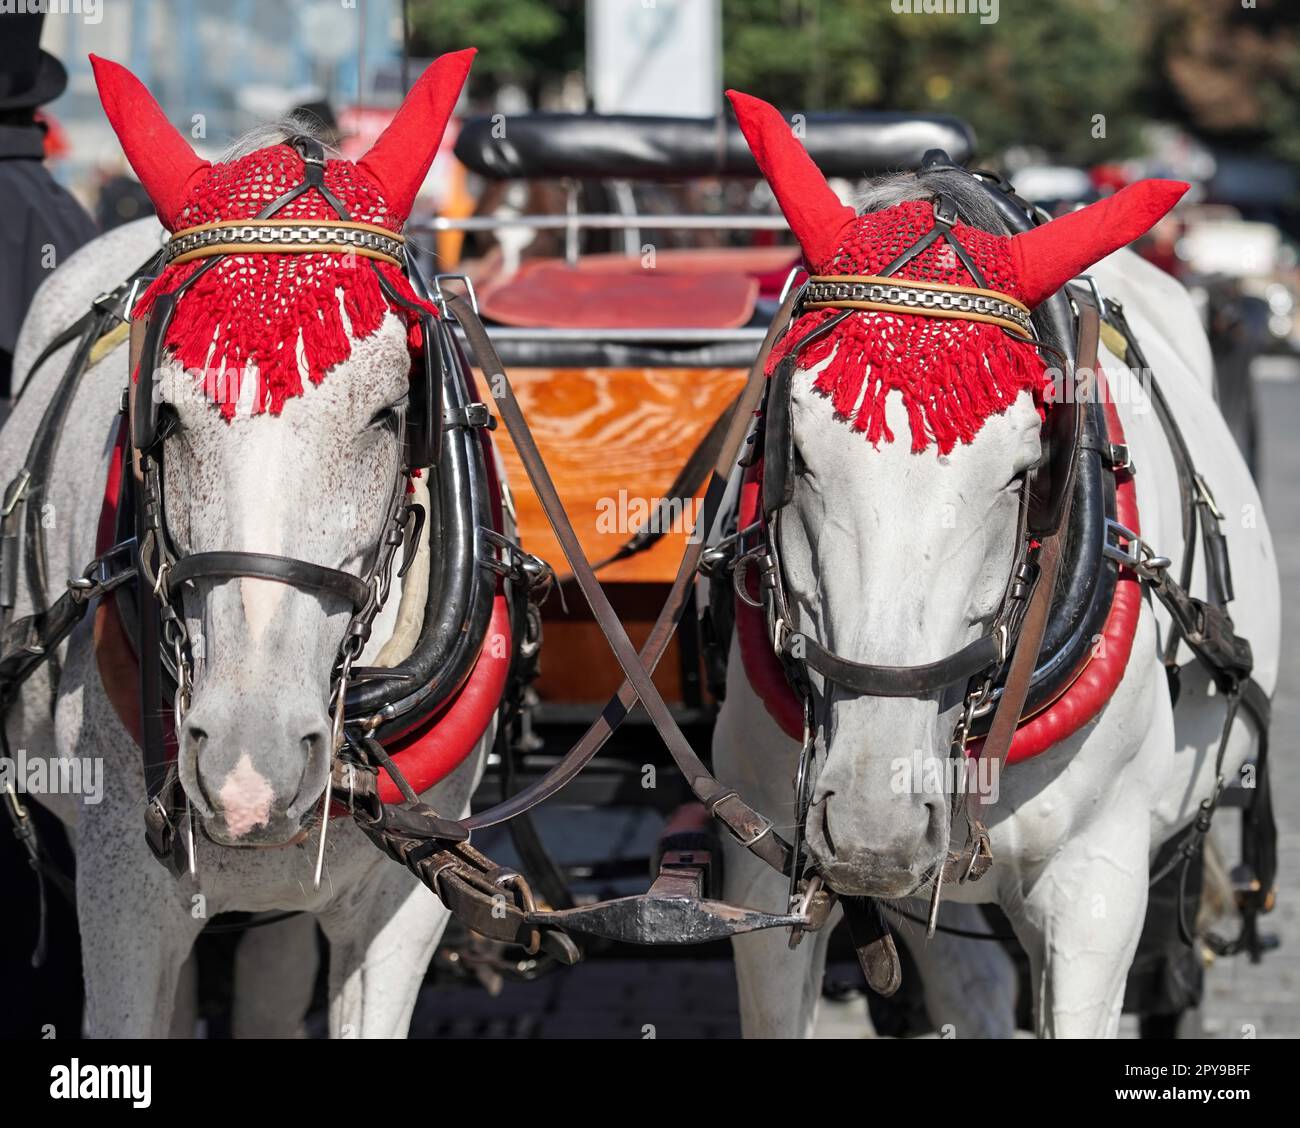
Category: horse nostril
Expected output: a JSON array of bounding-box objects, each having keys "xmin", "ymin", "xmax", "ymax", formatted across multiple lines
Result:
[
  {"xmin": 183, "ymin": 724, "xmax": 214, "ymax": 810},
  {"xmin": 285, "ymin": 725, "xmax": 331, "ymax": 816},
  {"xmin": 818, "ymin": 789, "xmax": 838, "ymax": 858}
]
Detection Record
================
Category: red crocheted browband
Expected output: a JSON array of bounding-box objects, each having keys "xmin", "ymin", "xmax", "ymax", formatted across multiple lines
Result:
[{"xmin": 90, "ymin": 50, "xmax": 476, "ymax": 418}]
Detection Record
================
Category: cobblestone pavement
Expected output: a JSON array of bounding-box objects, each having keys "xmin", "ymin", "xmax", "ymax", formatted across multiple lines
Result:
[{"xmin": 401, "ymin": 356, "xmax": 1300, "ymax": 1040}]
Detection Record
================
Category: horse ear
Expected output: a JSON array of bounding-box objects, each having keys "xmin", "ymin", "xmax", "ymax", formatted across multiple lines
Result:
[
  {"xmin": 727, "ymin": 90, "xmax": 857, "ymax": 271},
  {"xmin": 357, "ymin": 47, "xmax": 476, "ymax": 224},
  {"xmin": 1011, "ymin": 180, "xmax": 1189, "ymax": 307},
  {"xmin": 90, "ymin": 54, "xmax": 210, "ymax": 230}
]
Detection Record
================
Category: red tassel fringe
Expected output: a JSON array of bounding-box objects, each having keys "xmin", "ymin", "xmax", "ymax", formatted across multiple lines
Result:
[
  {"xmin": 767, "ymin": 309, "xmax": 1051, "ymax": 455},
  {"xmin": 132, "ymin": 256, "xmax": 439, "ymax": 419}
]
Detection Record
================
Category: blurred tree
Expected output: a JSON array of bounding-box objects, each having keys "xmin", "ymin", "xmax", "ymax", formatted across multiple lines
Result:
[
  {"xmin": 406, "ymin": 0, "xmax": 1299, "ymax": 167},
  {"xmin": 1145, "ymin": 0, "xmax": 1300, "ymax": 162},
  {"xmin": 408, "ymin": 0, "xmax": 585, "ymax": 104},
  {"xmin": 722, "ymin": 0, "xmax": 1147, "ymax": 164}
]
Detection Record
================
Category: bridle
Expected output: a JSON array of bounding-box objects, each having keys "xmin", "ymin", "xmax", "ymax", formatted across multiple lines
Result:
[
  {"xmin": 737, "ymin": 187, "xmax": 1096, "ymax": 927},
  {"xmin": 127, "ymin": 135, "xmax": 450, "ymax": 875}
]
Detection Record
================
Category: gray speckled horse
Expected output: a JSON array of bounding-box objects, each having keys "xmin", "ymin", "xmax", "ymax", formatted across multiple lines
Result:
[
  {"xmin": 713, "ymin": 91, "xmax": 1280, "ymax": 1038},
  {"xmin": 1, "ymin": 50, "xmax": 488, "ymax": 1037}
]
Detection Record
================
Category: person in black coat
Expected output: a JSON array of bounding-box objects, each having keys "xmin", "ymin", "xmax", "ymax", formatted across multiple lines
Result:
[
  {"xmin": 0, "ymin": 10, "xmax": 98, "ymax": 401},
  {"xmin": 0, "ymin": 9, "xmax": 96, "ymax": 1039}
]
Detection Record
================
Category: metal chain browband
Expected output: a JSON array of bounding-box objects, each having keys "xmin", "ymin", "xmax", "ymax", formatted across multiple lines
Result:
[
  {"xmin": 804, "ymin": 274, "xmax": 1034, "ymax": 339},
  {"xmin": 165, "ymin": 218, "xmax": 407, "ymax": 268}
]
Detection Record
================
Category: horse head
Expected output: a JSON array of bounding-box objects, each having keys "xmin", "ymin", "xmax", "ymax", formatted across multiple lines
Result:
[
  {"xmin": 91, "ymin": 50, "xmax": 474, "ymax": 847},
  {"xmin": 729, "ymin": 90, "xmax": 1184, "ymax": 896}
]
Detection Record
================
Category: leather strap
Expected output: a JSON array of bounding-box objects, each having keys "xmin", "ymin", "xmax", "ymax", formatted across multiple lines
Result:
[
  {"xmin": 842, "ymin": 896, "xmax": 902, "ymax": 996},
  {"xmin": 168, "ymin": 550, "xmax": 372, "ymax": 611},
  {"xmin": 448, "ymin": 291, "xmax": 799, "ymax": 877},
  {"xmin": 796, "ymin": 631, "xmax": 1002, "ymax": 699},
  {"xmin": 461, "ymin": 288, "xmax": 801, "ymax": 834},
  {"xmin": 969, "ymin": 294, "xmax": 1099, "ymax": 817}
]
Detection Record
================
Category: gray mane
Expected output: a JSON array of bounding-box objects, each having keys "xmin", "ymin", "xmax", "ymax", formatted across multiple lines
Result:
[
  {"xmin": 218, "ymin": 115, "xmax": 340, "ymax": 163},
  {"xmin": 854, "ymin": 167, "xmax": 1011, "ymax": 234}
]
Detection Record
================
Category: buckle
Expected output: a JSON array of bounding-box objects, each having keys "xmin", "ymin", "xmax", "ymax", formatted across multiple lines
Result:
[
  {"xmin": 478, "ymin": 527, "xmax": 553, "ymax": 594},
  {"xmin": 932, "ymin": 194, "xmax": 959, "ymax": 226},
  {"xmin": 122, "ymin": 276, "xmax": 155, "ymax": 323},
  {"xmin": 430, "ymin": 273, "xmax": 480, "ymax": 316},
  {"xmin": 143, "ymin": 796, "xmax": 185, "ymax": 877},
  {"xmin": 1103, "ymin": 519, "xmax": 1170, "ymax": 576},
  {"xmin": 2, "ymin": 469, "xmax": 31, "ymax": 519},
  {"xmin": 443, "ymin": 403, "xmax": 496, "ymax": 431},
  {"xmin": 1194, "ymin": 473, "xmax": 1224, "ymax": 520},
  {"xmin": 709, "ymin": 791, "xmax": 773, "ymax": 849}
]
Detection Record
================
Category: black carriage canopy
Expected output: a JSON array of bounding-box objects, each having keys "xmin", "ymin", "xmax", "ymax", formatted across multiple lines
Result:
[{"xmin": 453, "ymin": 111, "xmax": 977, "ymax": 181}]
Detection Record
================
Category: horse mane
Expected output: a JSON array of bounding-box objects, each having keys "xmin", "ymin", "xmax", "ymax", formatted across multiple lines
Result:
[{"xmin": 217, "ymin": 115, "xmax": 338, "ymax": 163}]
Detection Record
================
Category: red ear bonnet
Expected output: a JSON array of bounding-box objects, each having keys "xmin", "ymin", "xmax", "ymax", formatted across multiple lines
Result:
[
  {"xmin": 728, "ymin": 88, "xmax": 1186, "ymax": 452},
  {"xmin": 91, "ymin": 50, "xmax": 476, "ymax": 417},
  {"xmin": 726, "ymin": 90, "xmax": 857, "ymax": 271}
]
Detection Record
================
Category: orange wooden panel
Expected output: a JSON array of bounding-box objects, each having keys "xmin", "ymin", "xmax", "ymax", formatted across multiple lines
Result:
[
  {"xmin": 533, "ymin": 617, "xmax": 684, "ymax": 704},
  {"xmin": 482, "ymin": 367, "xmax": 748, "ymax": 583}
]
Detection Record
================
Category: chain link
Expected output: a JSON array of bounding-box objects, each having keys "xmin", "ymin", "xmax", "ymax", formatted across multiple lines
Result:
[
  {"xmin": 166, "ymin": 222, "xmax": 405, "ymax": 265},
  {"xmin": 805, "ymin": 278, "xmax": 1033, "ymax": 336}
]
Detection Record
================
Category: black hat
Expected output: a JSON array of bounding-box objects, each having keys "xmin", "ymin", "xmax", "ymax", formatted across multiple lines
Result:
[{"xmin": 0, "ymin": 11, "xmax": 69, "ymax": 110}]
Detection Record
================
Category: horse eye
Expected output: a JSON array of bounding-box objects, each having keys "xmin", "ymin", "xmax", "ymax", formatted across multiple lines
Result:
[
  {"xmin": 367, "ymin": 396, "xmax": 408, "ymax": 430},
  {"xmin": 156, "ymin": 406, "xmax": 182, "ymax": 440}
]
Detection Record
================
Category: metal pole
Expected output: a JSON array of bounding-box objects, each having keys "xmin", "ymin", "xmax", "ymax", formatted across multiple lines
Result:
[{"xmin": 401, "ymin": 0, "xmax": 412, "ymax": 94}]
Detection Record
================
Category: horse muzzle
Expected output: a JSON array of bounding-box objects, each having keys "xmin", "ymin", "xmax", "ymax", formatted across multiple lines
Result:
[
  {"xmin": 803, "ymin": 790, "xmax": 949, "ymax": 898},
  {"xmin": 177, "ymin": 696, "xmax": 332, "ymax": 847}
]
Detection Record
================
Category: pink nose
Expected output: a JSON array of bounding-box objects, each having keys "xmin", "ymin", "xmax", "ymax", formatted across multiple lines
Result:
[{"xmin": 217, "ymin": 753, "xmax": 275, "ymax": 839}]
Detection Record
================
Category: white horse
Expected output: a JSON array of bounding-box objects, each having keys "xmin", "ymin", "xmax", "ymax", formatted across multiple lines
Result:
[
  {"xmin": 713, "ymin": 92, "xmax": 1280, "ymax": 1038},
  {"xmin": 1, "ymin": 51, "xmax": 492, "ymax": 1037}
]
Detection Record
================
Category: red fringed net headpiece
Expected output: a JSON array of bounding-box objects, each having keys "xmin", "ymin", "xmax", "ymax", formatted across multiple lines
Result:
[
  {"xmin": 767, "ymin": 201, "xmax": 1050, "ymax": 455},
  {"xmin": 131, "ymin": 146, "xmax": 437, "ymax": 418},
  {"xmin": 726, "ymin": 89, "xmax": 1188, "ymax": 456},
  {"xmin": 90, "ymin": 48, "xmax": 477, "ymax": 420}
]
